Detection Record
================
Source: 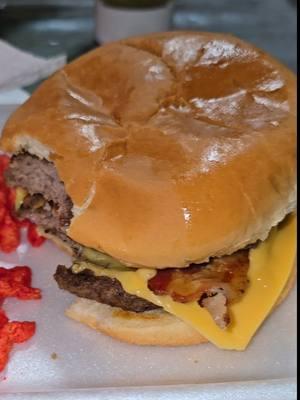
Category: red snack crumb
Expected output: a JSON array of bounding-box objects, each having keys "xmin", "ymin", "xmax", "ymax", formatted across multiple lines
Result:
[
  {"xmin": 16, "ymin": 218, "xmax": 31, "ymax": 229},
  {"xmin": 0, "ymin": 333, "xmax": 11, "ymax": 372},
  {"xmin": 0, "ymin": 319, "xmax": 36, "ymax": 372},
  {"xmin": 0, "ymin": 156, "xmax": 42, "ymax": 373},
  {"xmin": 0, "ymin": 310, "xmax": 8, "ymax": 328},
  {"xmin": 27, "ymin": 224, "xmax": 46, "ymax": 247},
  {"xmin": 1, "ymin": 321, "xmax": 36, "ymax": 344},
  {"xmin": 0, "ymin": 214, "xmax": 20, "ymax": 253},
  {"xmin": 0, "ymin": 266, "xmax": 41, "ymax": 300},
  {"xmin": 0, "ymin": 266, "xmax": 41, "ymax": 373},
  {"xmin": 0, "ymin": 154, "xmax": 46, "ymax": 252},
  {"xmin": 0, "ymin": 207, "xmax": 6, "ymax": 227}
]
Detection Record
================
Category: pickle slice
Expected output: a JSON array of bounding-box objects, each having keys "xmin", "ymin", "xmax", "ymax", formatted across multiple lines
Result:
[{"xmin": 81, "ymin": 247, "xmax": 131, "ymax": 270}]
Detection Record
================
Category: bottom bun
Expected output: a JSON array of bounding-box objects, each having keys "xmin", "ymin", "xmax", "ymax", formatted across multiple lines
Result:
[
  {"xmin": 66, "ymin": 299, "xmax": 207, "ymax": 346},
  {"xmin": 65, "ymin": 264, "xmax": 296, "ymax": 347}
]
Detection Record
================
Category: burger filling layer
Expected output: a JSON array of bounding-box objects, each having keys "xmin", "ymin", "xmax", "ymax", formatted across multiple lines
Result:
[{"xmin": 55, "ymin": 249, "xmax": 249, "ymax": 329}]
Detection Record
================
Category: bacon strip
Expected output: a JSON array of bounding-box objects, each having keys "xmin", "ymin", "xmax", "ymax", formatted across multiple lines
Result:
[{"xmin": 148, "ymin": 251, "xmax": 249, "ymax": 328}]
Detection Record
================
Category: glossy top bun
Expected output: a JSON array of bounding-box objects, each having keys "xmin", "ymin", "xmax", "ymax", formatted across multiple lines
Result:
[{"xmin": 1, "ymin": 31, "xmax": 296, "ymax": 268}]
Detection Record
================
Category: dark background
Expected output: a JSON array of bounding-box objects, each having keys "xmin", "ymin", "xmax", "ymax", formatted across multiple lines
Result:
[{"xmin": 0, "ymin": 0, "xmax": 297, "ymax": 80}]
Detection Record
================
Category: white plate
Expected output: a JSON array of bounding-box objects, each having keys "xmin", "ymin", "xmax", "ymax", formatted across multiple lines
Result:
[{"xmin": 0, "ymin": 104, "xmax": 296, "ymax": 400}]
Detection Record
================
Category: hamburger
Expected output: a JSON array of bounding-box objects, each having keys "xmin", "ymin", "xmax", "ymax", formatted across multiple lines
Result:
[{"xmin": 0, "ymin": 31, "xmax": 296, "ymax": 350}]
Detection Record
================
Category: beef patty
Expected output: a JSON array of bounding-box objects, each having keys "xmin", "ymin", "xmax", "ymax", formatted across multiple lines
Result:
[
  {"xmin": 5, "ymin": 153, "xmax": 73, "ymax": 231},
  {"xmin": 54, "ymin": 265, "xmax": 160, "ymax": 313}
]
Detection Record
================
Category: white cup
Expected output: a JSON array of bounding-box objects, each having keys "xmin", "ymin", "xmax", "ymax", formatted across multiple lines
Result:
[{"xmin": 95, "ymin": 1, "xmax": 173, "ymax": 44}]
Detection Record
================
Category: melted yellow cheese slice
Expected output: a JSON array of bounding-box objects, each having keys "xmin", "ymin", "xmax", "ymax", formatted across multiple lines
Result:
[
  {"xmin": 15, "ymin": 187, "xmax": 27, "ymax": 210},
  {"xmin": 73, "ymin": 214, "xmax": 296, "ymax": 350}
]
